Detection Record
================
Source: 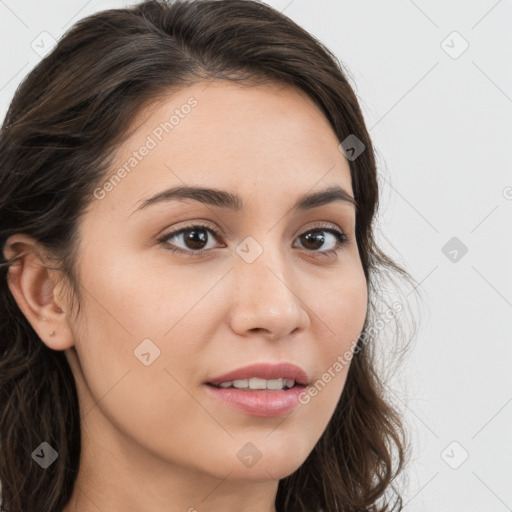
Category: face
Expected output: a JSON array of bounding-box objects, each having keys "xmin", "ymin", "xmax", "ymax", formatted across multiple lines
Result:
[{"xmin": 63, "ymin": 80, "xmax": 368, "ymax": 485}]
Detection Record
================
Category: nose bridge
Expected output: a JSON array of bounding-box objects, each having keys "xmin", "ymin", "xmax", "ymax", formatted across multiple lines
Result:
[{"xmin": 229, "ymin": 231, "xmax": 309, "ymax": 338}]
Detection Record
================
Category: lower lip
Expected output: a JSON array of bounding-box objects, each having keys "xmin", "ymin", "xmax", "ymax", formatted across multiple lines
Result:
[{"xmin": 203, "ymin": 384, "xmax": 307, "ymax": 417}]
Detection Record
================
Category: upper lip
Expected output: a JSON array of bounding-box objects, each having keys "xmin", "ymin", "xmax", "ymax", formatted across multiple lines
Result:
[{"xmin": 206, "ymin": 362, "xmax": 310, "ymax": 386}]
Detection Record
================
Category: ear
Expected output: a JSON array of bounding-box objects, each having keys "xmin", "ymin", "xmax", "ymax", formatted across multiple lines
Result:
[{"xmin": 3, "ymin": 234, "xmax": 75, "ymax": 351}]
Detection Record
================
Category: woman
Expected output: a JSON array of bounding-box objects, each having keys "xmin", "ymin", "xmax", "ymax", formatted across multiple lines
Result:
[{"xmin": 0, "ymin": 1, "xmax": 414, "ymax": 510}]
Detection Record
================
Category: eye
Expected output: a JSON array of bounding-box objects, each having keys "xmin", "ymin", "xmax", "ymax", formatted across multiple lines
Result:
[
  {"xmin": 157, "ymin": 222, "xmax": 349, "ymax": 258},
  {"xmin": 157, "ymin": 223, "xmax": 223, "ymax": 257},
  {"xmin": 293, "ymin": 224, "xmax": 348, "ymax": 257}
]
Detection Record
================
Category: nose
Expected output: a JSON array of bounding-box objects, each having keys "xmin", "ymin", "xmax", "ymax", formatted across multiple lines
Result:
[{"xmin": 228, "ymin": 242, "xmax": 310, "ymax": 341}]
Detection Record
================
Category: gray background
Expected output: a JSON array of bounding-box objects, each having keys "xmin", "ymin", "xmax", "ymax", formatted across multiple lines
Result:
[{"xmin": 1, "ymin": 1, "xmax": 511, "ymax": 510}]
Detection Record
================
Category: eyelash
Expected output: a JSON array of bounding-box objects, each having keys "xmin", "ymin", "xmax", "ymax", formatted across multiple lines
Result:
[{"xmin": 157, "ymin": 222, "xmax": 349, "ymax": 259}]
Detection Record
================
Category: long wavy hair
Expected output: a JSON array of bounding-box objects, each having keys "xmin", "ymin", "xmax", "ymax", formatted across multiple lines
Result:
[{"xmin": 0, "ymin": 1, "xmax": 418, "ymax": 510}]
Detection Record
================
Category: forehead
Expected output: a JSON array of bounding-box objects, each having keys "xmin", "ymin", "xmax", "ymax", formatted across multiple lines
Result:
[{"xmin": 90, "ymin": 79, "xmax": 353, "ymax": 217}]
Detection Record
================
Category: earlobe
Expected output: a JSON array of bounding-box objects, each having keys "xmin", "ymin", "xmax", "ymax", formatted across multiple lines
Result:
[{"xmin": 3, "ymin": 234, "xmax": 75, "ymax": 351}]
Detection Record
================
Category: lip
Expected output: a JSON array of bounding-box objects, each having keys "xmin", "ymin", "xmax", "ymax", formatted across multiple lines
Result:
[
  {"xmin": 203, "ymin": 362, "xmax": 310, "ymax": 417},
  {"xmin": 203, "ymin": 384, "xmax": 307, "ymax": 417},
  {"xmin": 206, "ymin": 362, "xmax": 310, "ymax": 387}
]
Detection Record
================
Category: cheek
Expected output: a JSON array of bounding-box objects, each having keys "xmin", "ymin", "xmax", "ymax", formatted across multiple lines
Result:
[
  {"xmin": 317, "ymin": 265, "xmax": 368, "ymax": 358},
  {"xmin": 69, "ymin": 279, "xmax": 214, "ymax": 466},
  {"xmin": 304, "ymin": 266, "xmax": 367, "ymax": 410},
  {"xmin": 75, "ymin": 248, "xmax": 173, "ymax": 339}
]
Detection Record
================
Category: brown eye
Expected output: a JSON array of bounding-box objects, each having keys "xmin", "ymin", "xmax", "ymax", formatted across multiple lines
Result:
[
  {"xmin": 158, "ymin": 224, "xmax": 222, "ymax": 256},
  {"xmin": 294, "ymin": 227, "xmax": 348, "ymax": 255}
]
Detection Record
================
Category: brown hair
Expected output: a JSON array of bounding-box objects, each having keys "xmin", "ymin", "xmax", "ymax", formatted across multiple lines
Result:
[{"xmin": 0, "ymin": 1, "xmax": 417, "ymax": 510}]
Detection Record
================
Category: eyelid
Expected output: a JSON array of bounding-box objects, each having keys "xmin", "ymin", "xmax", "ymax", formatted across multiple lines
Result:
[
  {"xmin": 300, "ymin": 220, "xmax": 348, "ymax": 236},
  {"xmin": 156, "ymin": 219, "xmax": 221, "ymax": 240}
]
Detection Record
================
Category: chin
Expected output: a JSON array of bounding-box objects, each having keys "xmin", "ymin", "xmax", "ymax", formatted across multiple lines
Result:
[{"xmin": 227, "ymin": 449, "xmax": 310, "ymax": 482}]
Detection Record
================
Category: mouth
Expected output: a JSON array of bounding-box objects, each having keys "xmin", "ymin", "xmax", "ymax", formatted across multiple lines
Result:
[{"xmin": 203, "ymin": 363, "xmax": 310, "ymax": 417}]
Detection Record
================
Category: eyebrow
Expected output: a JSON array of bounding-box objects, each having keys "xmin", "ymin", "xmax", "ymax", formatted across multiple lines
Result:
[{"xmin": 132, "ymin": 184, "xmax": 357, "ymax": 214}]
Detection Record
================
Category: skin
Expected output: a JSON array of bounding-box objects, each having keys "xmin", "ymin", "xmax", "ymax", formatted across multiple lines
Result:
[{"xmin": 4, "ymin": 80, "xmax": 368, "ymax": 512}]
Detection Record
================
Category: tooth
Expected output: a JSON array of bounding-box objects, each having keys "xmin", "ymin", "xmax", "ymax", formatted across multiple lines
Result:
[
  {"xmin": 217, "ymin": 378, "xmax": 296, "ymax": 390},
  {"xmin": 249, "ymin": 377, "xmax": 267, "ymax": 390},
  {"xmin": 266, "ymin": 378, "xmax": 284, "ymax": 390}
]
